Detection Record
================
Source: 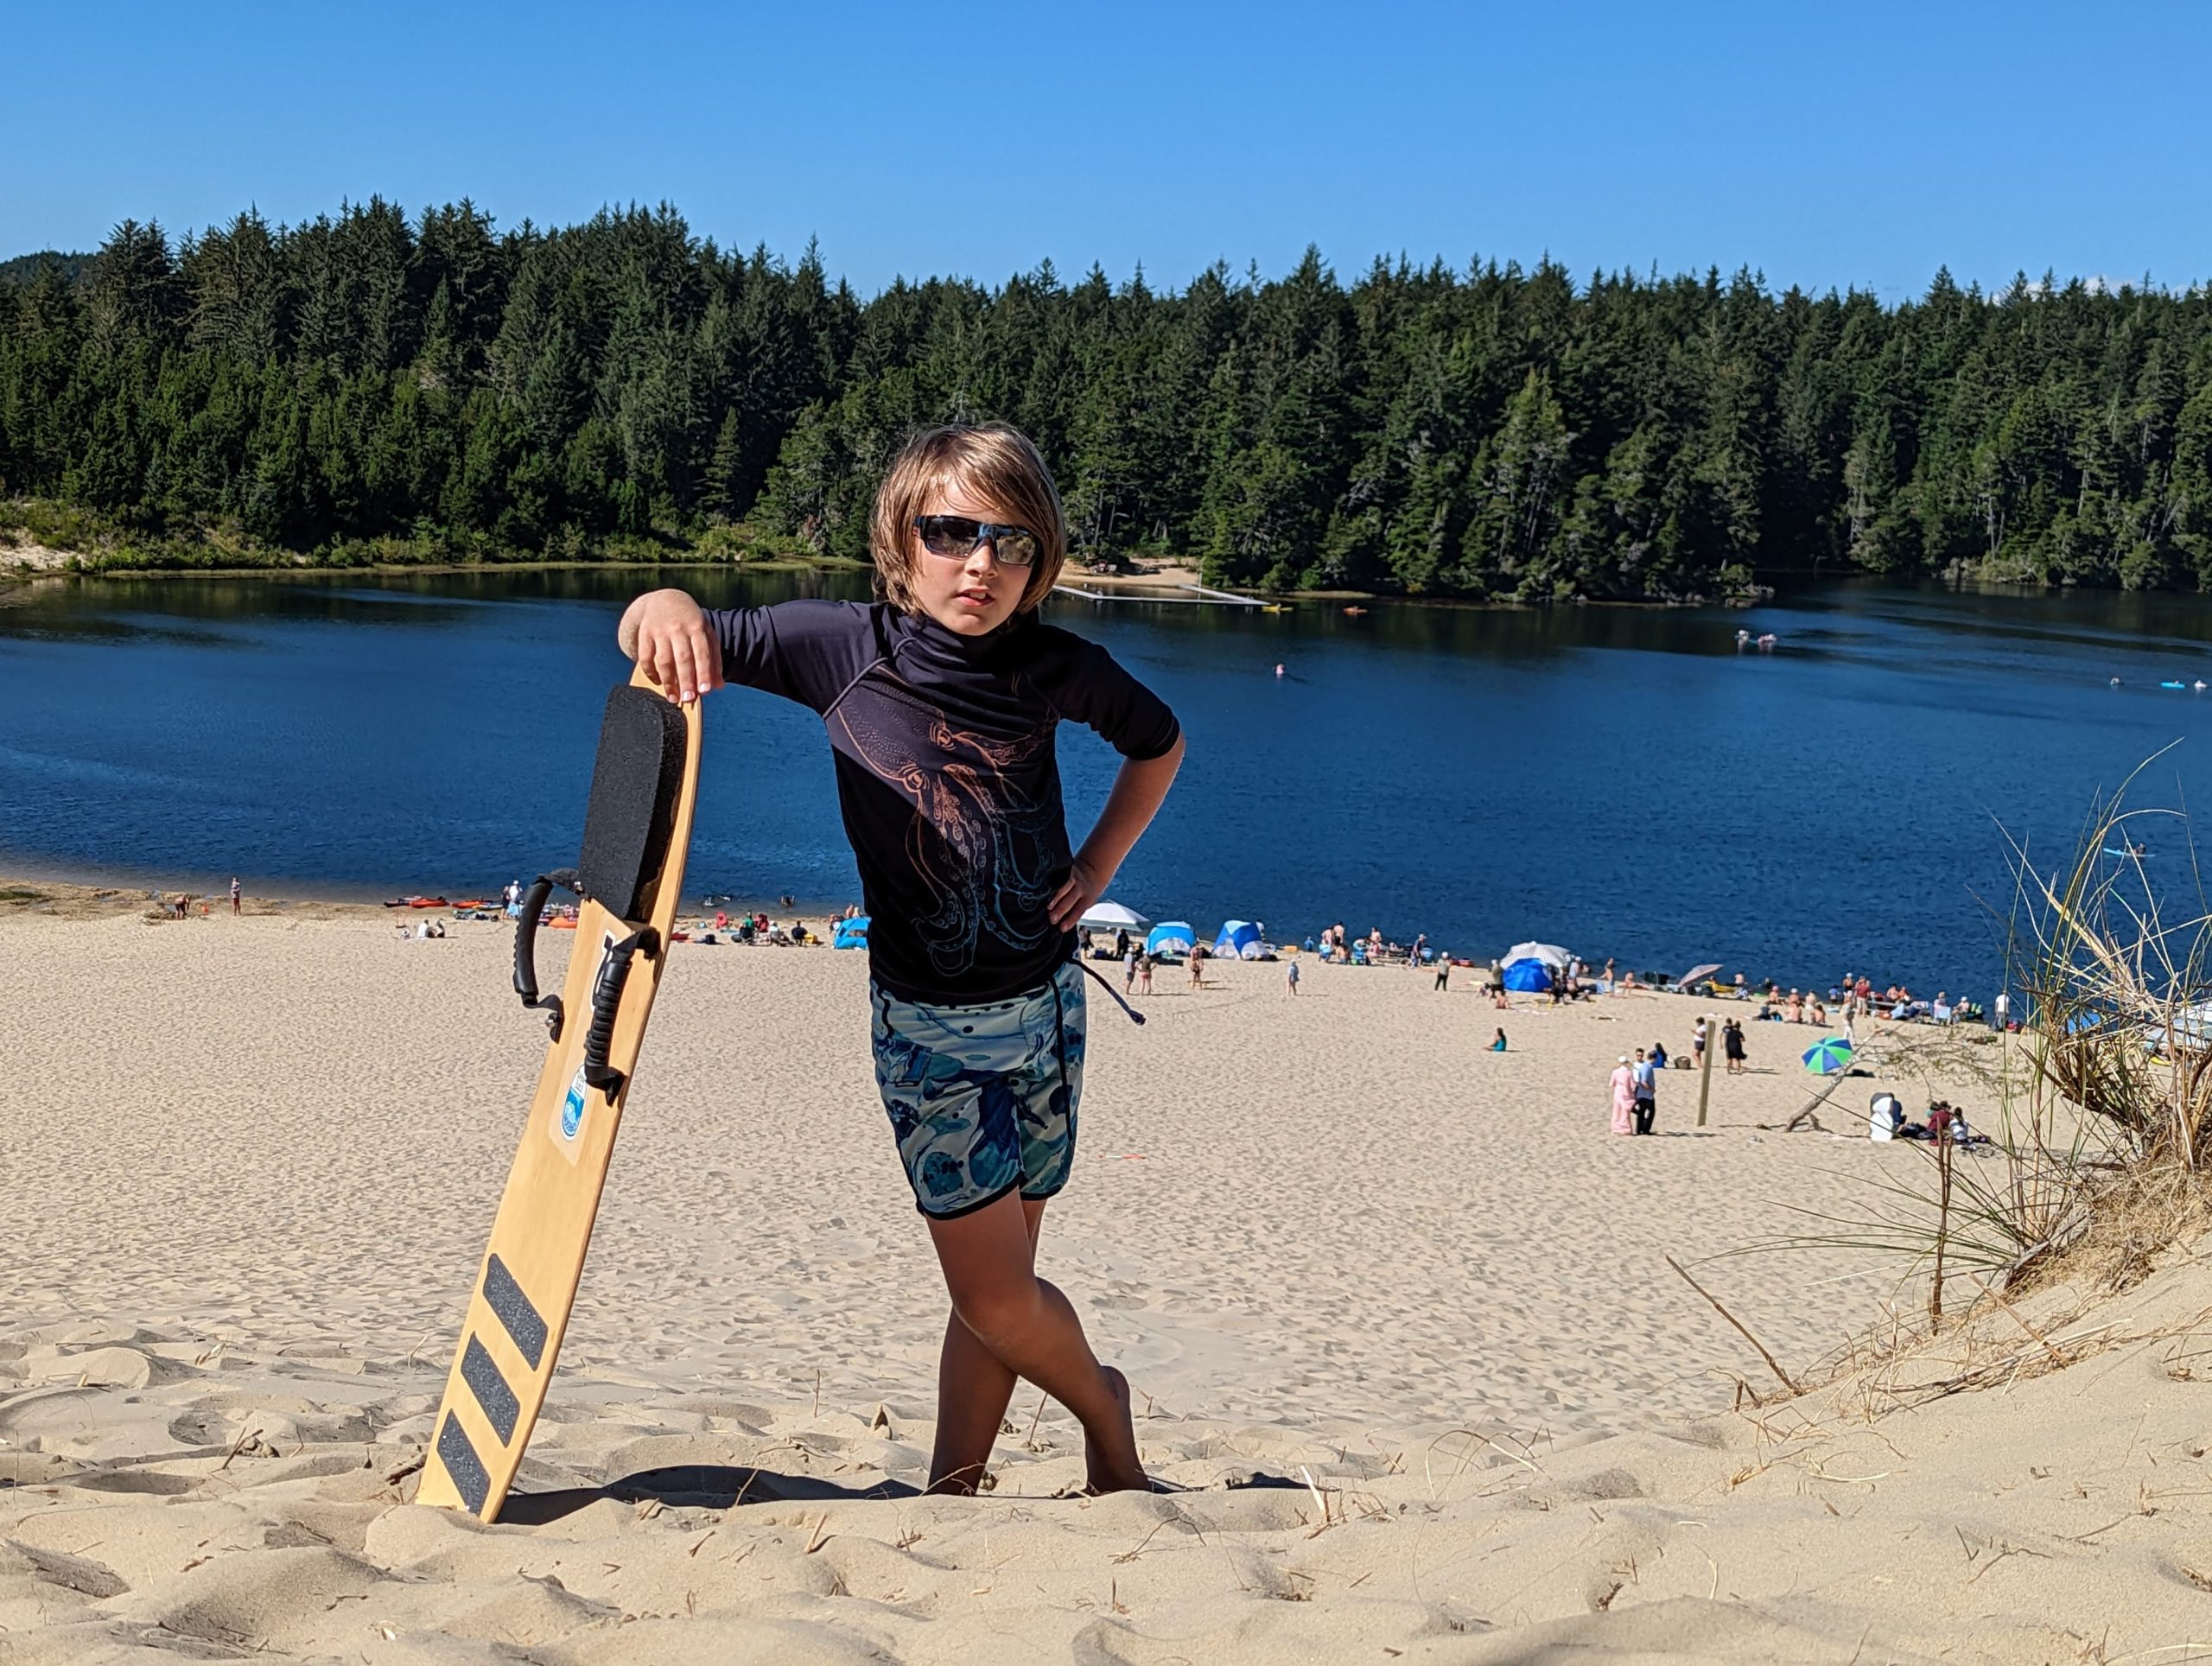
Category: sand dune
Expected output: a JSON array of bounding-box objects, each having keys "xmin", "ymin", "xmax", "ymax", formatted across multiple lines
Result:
[{"xmin": 4, "ymin": 907, "xmax": 2198, "ymax": 1661}]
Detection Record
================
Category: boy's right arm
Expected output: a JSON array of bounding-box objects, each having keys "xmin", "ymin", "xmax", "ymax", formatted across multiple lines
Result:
[
  {"xmin": 618, "ymin": 589, "xmax": 723, "ymax": 705},
  {"xmin": 617, "ymin": 589, "xmax": 871, "ymax": 712}
]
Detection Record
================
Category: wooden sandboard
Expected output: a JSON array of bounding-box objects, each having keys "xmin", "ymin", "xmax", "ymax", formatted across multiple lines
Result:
[{"xmin": 416, "ymin": 664, "xmax": 703, "ymax": 1522}]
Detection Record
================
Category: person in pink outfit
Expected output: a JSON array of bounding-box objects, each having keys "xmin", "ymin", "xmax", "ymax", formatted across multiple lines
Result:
[{"xmin": 1609, "ymin": 1054, "xmax": 1637, "ymax": 1136}]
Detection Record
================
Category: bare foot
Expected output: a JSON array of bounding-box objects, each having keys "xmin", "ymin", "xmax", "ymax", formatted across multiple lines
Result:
[{"xmin": 1084, "ymin": 1365, "xmax": 1150, "ymax": 1494}]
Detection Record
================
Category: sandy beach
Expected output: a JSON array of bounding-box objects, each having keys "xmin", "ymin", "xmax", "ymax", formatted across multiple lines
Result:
[{"xmin": 5, "ymin": 900, "xmax": 2209, "ymax": 1662}]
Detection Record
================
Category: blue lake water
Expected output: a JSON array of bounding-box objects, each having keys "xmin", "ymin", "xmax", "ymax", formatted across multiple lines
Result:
[{"xmin": 3, "ymin": 567, "xmax": 2209, "ymax": 995}]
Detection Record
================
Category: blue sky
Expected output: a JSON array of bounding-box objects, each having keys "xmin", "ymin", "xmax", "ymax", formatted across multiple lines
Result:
[{"xmin": 6, "ymin": 0, "xmax": 2207, "ymax": 302}]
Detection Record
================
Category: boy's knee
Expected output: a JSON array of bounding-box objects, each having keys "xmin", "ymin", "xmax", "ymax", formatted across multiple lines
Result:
[{"xmin": 952, "ymin": 1278, "xmax": 1042, "ymax": 1347}]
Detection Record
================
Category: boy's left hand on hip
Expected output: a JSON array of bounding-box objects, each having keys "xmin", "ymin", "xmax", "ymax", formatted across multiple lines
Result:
[{"xmin": 1048, "ymin": 859, "xmax": 1107, "ymax": 930}]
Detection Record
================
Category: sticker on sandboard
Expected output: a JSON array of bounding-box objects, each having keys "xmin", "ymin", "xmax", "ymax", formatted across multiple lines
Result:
[
  {"xmin": 553, "ymin": 1064, "xmax": 589, "ymax": 1159},
  {"xmin": 548, "ymin": 929, "xmax": 619, "ymax": 1164}
]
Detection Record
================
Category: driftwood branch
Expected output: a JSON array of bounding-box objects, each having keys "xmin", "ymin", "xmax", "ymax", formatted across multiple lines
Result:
[{"xmin": 1781, "ymin": 1070, "xmax": 1858, "ymax": 1134}]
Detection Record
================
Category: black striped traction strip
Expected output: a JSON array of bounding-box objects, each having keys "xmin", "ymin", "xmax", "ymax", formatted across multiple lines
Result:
[
  {"xmin": 461, "ymin": 1335, "xmax": 521, "ymax": 1443},
  {"xmin": 435, "ymin": 1411, "xmax": 492, "ymax": 1514},
  {"xmin": 434, "ymin": 1253, "xmax": 550, "ymax": 1514},
  {"xmin": 482, "ymin": 1253, "xmax": 548, "ymax": 1367}
]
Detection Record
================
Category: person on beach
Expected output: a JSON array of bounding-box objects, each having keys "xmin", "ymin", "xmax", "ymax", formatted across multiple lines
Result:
[
  {"xmin": 1284, "ymin": 958, "xmax": 1300, "ymax": 997},
  {"xmin": 1434, "ymin": 956, "xmax": 1450, "ymax": 992},
  {"xmin": 1630, "ymin": 1046, "xmax": 1658, "ymax": 1135},
  {"xmin": 1491, "ymin": 1027, "xmax": 1507, "ymax": 1052},
  {"xmin": 1187, "ymin": 944, "xmax": 1205, "ymax": 991},
  {"xmin": 1136, "ymin": 951, "xmax": 1154, "ymax": 995},
  {"xmin": 1122, "ymin": 944, "xmax": 1139, "ymax": 997},
  {"xmin": 1692, "ymin": 1015, "xmax": 1707, "ymax": 1067},
  {"xmin": 617, "ymin": 423, "xmax": 1183, "ymax": 1496},
  {"xmin": 1723, "ymin": 1018, "xmax": 1748, "ymax": 1074},
  {"xmin": 1609, "ymin": 1055, "xmax": 1637, "ymax": 1136},
  {"xmin": 229, "ymin": 875, "xmax": 241, "ymax": 915}
]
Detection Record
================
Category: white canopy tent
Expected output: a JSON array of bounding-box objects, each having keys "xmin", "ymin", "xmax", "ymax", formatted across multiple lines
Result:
[
  {"xmin": 1079, "ymin": 900, "xmax": 1152, "ymax": 933},
  {"xmin": 1503, "ymin": 941, "xmax": 1575, "ymax": 971}
]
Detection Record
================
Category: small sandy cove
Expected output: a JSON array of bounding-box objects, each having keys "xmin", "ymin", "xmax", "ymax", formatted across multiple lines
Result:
[{"xmin": 4, "ymin": 900, "xmax": 2210, "ymax": 1663}]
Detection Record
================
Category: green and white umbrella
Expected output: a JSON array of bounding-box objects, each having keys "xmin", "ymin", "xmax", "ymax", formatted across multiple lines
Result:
[{"xmin": 1802, "ymin": 1035, "xmax": 1854, "ymax": 1075}]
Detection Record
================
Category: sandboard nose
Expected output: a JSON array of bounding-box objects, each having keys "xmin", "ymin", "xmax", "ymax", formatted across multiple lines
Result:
[{"xmin": 578, "ymin": 685, "xmax": 690, "ymax": 922}]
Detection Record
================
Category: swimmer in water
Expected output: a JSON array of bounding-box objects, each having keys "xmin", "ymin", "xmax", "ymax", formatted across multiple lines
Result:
[{"xmin": 1274, "ymin": 663, "xmax": 1285, "ymax": 677}]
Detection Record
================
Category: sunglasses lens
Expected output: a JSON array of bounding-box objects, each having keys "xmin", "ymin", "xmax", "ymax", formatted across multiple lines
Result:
[
  {"xmin": 918, "ymin": 516, "xmax": 978, "ymax": 556},
  {"xmin": 993, "ymin": 528, "xmax": 1039, "ymax": 567}
]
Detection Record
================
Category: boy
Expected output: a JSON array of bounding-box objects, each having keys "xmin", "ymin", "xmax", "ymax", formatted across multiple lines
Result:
[{"xmin": 618, "ymin": 424, "xmax": 1183, "ymax": 1494}]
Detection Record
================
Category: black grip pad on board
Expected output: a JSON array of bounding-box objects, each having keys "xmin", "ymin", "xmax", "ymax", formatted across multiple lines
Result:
[{"xmin": 575, "ymin": 684, "xmax": 688, "ymax": 922}]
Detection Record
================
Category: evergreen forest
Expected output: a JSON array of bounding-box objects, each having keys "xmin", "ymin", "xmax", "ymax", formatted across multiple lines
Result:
[{"xmin": 5, "ymin": 200, "xmax": 2212, "ymax": 598}]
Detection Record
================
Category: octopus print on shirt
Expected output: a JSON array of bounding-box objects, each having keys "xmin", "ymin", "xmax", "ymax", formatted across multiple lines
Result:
[
  {"xmin": 830, "ymin": 670, "xmax": 1061, "ymax": 985},
  {"xmin": 702, "ymin": 599, "xmax": 1181, "ymax": 1008}
]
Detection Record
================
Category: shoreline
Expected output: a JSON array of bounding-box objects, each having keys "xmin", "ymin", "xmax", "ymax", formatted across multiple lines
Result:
[
  {"xmin": 14, "ymin": 551, "xmax": 2063, "ymax": 614},
  {"xmin": 2, "ymin": 868, "xmax": 1986, "ymax": 1009},
  {"xmin": 0, "ymin": 872, "xmax": 865, "ymax": 925},
  {"xmin": 13, "ymin": 537, "xmax": 2025, "ymax": 613},
  {"xmin": 1, "ymin": 553, "xmax": 871, "ymax": 583},
  {"xmin": 5, "ymin": 542, "xmax": 1769, "ymax": 608},
  {"xmin": 3, "ymin": 558, "xmax": 1758, "ymax": 609}
]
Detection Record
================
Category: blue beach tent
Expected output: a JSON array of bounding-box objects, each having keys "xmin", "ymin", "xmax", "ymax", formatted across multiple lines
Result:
[
  {"xmin": 831, "ymin": 915, "xmax": 869, "ymax": 950},
  {"xmin": 1502, "ymin": 957, "xmax": 1555, "ymax": 993},
  {"xmin": 1147, "ymin": 921, "xmax": 1196, "ymax": 957},
  {"xmin": 1213, "ymin": 920, "xmax": 1264, "ymax": 960}
]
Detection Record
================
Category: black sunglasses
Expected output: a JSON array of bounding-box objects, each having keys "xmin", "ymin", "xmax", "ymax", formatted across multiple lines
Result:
[{"xmin": 912, "ymin": 514, "xmax": 1040, "ymax": 569}]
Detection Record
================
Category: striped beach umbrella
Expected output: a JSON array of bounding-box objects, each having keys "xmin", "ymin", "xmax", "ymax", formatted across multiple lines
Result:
[{"xmin": 1802, "ymin": 1036, "xmax": 1854, "ymax": 1075}]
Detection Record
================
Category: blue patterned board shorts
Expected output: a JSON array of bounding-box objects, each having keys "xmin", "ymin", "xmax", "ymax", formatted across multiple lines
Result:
[{"xmin": 870, "ymin": 961, "xmax": 1087, "ymax": 1219}]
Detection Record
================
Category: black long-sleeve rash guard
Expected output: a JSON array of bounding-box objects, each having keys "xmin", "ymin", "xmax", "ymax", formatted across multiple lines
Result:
[{"xmin": 702, "ymin": 599, "xmax": 1182, "ymax": 1007}]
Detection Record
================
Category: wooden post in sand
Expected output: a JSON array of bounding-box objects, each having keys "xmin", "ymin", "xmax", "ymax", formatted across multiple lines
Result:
[{"xmin": 1697, "ymin": 1019, "xmax": 1715, "ymax": 1127}]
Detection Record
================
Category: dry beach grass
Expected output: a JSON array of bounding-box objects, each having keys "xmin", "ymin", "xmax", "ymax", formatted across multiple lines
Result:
[{"xmin": 6, "ymin": 901, "xmax": 2212, "ymax": 1662}]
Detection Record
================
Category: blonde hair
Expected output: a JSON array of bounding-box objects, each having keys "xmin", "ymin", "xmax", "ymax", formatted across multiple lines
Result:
[{"xmin": 869, "ymin": 423, "xmax": 1068, "ymax": 616}]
